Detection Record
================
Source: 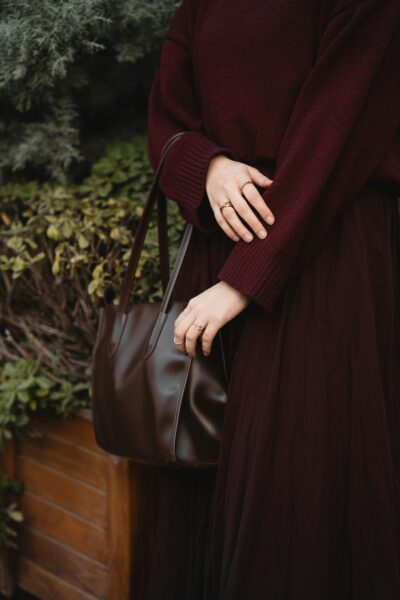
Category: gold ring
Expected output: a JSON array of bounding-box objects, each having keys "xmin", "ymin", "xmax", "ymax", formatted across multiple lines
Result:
[
  {"xmin": 239, "ymin": 180, "xmax": 253, "ymax": 195},
  {"xmin": 220, "ymin": 200, "xmax": 234, "ymax": 213},
  {"xmin": 191, "ymin": 322, "xmax": 204, "ymax": 330}
]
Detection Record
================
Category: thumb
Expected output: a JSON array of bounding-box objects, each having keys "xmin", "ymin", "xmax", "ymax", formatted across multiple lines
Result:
[{"xmin": 247, "ymin": 166, "xmax": 273, "ymax": 187}]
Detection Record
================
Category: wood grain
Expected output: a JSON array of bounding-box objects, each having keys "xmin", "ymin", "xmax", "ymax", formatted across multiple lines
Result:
[
  {"xmin": 107, "ymin": 455, "xmax": 132, "ymax": 599},
  {"xmin": 19, "ymin": 433, "xmax": 108, "ymax": 489},
  {"xmin": 0, "ymin": 441, "xmax": 18, "ymax": 598},
  {"xmin": 1, "ymin": 410, "xmax": 136, "ymax": 600},
  {"xmin": 18, "ymin": 455, "xmax": 107, "ymax": 524},
  {"xmin": 29, "ymin": 410, "xmax": 99, "ymax": 452},
  {"xmin": 19, "ymin": 527, "xmax": 108, "ymax": 598},
  {"xmin": 19, "ymin": 558, "xmax": 97, "ymax": 600},
  {"xmin": 20, "ymin": 491, "xmax": 108, "ymax": 563}
]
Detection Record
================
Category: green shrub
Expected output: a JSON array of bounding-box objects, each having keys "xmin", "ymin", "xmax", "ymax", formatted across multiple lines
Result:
[
  {"xmin": 0, "ymin": 0, "xmax": 179, "ymax": 182},
  {"xmin": 0, "ymin": 136, "xmax": 185, "ymax": 440},
  {"xmin": 0, "ymin": 136, "xmax": 184, "ymax": 539},
  {"xmin": 0, "ymin": 357, "xmax": 89, "ymax": 448}
]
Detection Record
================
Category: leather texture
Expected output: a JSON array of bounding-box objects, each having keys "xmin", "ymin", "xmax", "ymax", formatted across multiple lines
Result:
[{"xmin": 91, "ymin": 131, "xmax": 228, "ymax": 467}]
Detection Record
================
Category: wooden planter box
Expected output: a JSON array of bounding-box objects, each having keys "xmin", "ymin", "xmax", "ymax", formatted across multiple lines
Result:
[{"xmin": 0, "ymin": 408, "xmax": 157, "ymax": 600}]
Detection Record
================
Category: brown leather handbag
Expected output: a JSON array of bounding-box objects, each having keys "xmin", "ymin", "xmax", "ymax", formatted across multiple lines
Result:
[{"xmin": 91, "ymin": 131, "xmax": 228, "ymax": 468}]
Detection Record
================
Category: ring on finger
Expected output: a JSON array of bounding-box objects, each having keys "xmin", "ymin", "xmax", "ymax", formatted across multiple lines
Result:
[
  {"xmin": 220, "ymin": 199, "xmax": 234, "ymax": 214},
  {"xmin": 239, "ymin": 180, "xmax": 253, "ymax": 195},
  {"xmin": 185, "ymin": 321, "xmax": 205, "ymax": 357}
]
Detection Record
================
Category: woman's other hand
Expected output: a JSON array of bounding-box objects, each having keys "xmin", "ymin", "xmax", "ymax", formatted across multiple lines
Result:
[
  {"xmin": 205, "ymin": 155, "xmax": 275, "ymax": 242},
  {"xmin": 174, "ymin": 281, "xmax": 251, "ymax": 358}
]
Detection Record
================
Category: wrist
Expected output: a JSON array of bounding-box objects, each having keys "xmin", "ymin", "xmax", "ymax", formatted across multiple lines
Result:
[
  {"xmin": 206, "ymin": 153, "xmax": 234, "ymax": 185},
  {"xmin": 219, "ymin": 280, "xmax": 251, "ymax": 307}
]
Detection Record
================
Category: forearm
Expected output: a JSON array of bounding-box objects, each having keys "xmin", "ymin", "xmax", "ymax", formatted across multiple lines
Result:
[{"xmin": 217, "ymin": 0, "xmax": 400, "ymax": 311}]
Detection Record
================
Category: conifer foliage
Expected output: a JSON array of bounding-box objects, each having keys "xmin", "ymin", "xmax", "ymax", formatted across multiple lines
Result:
[{"xmin": 0, "ymin": 0, "xmax": 178, "ymax": 182}]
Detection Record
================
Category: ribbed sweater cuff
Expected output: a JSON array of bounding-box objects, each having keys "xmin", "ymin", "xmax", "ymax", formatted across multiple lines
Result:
[
  {"xmin": 160, "ymin": 131, "xmax": 237, "ymax": 234},
  {"xmin": 217, "ymin": 243, "xmax": 294, "ymax": 312}
]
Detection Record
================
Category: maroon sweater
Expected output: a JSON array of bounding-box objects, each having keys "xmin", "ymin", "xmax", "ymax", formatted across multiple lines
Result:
[{"xmin": 147, "ymin": 0, "xmax": 400, "ymax": 312}]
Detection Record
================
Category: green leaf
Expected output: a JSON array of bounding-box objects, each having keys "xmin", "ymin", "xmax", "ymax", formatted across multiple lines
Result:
[
  {"xmin": 52, "ymin": 259, "xmax": 61, "ymax": 275},
  {"xmin": 36, "ymin": 376, "xmax": 53, "ymax": 389},
  {"xmin": 61, "ymin": 222, "xmax": 73, "ymax": 238},
  {"xmin": 7, "ymin": 510, "xmax": 24, "ymax": 523},
  {"xmin": 87, "ymin": 280, "xmax": 98, "ymax": 295},
  {"xmin": 46, "ymin": 224, "xmax": 62, "ymax": 240},
  {"xmin": 78, "ymin": 234, "xmax": 89, "ymax": 249},
  {"xmin": 17, "ymin": 390, "xmax": 30, "ymax": 403},
  {"xmin": 31, "ymin": 252, "xmax": 45, "ymax": 264}
]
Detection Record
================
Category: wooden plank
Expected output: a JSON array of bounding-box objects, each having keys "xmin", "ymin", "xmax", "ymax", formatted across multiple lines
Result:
[
  {"xmin": 29, "ymin": 411, "xmax": 100, "ymax": 452},
  {"xmin": 0, "ymin": 548, "xmax": 16, "ymax": 599},
  {"xmin": 0, "ymin": 440, "xmax": 18, "ymax": 598},
  {"xmin": 18, "ymin": 558, "xmax": 97, "ymax": 600},
  {"xmin": 20, "ymin": 492, "xmax": 108, "ymax": 563},
  {"xmin": 19, "ymin": 433, "xmax": 108, "ymax": 489},
  {"xmin": 19, "ymin": 527, "xmax": 108, "ymax": 599},
  {"xmin": 1, "ymin": 439, "xmax": 17, "ymax": 477},
  {"xmin": 77, "ymin": 409, "xmax": 93, "ymax": 423},
  {"xmin": 107, "ymin": 455, "xmax": 132, "ymax": 600},
  {"xmin": 18, "ymin": 456, "xmax": 107, "ymax": 525}
]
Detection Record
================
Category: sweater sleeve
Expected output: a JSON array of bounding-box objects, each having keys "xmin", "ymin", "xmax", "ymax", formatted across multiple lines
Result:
[
  {"xmin": 146, "ymin": 0, "xmax": 237, "ymax": 234},
  {"xmin": 217, "ymin": 0, "xmax": 400, "ymax": 311}
]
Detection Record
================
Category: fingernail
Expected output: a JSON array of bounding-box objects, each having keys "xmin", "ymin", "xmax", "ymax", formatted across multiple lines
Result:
[
  {"xmin": 244, "ymin": 233, "xmax": 253, "ymax": 242},
  {"xmin": 233, "ymin": 236, "xmax": 240, "ymax": 242},
  {"xmin": 258, "ymin": 229, "xmax": 267, "ymax": 239},
  {"xmin": 267, "ymin": 215, "xmax": 275, "ymax": 225}
]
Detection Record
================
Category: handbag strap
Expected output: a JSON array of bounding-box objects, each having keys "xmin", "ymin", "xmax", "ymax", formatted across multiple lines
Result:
[{"xmin": 118, "ymin": 130, "xmax": 190, "ymax": 315}]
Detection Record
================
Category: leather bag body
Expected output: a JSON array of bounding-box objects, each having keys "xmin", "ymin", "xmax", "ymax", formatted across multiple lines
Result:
[{"xmin": 91, "ymin": 132, "xmax": 228, "ymax": 468}]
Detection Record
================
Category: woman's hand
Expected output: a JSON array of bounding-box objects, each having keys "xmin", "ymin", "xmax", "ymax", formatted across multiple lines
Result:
[
  {"xmin": 205, "ymin": 155, "xmax": 275, "ymax": 242},
  {"xmin": 174, "ymin": 281, "xmax": 251, "ymax": 358}
]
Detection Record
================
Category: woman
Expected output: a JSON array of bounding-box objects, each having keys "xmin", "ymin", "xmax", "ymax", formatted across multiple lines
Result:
[{"xmin": 146, "ymin": 0, "xmax": 400, "ymax": 598}]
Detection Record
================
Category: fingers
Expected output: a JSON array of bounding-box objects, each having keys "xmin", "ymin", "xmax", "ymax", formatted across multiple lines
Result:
[
  {"xmin": 174, "ymin": 303, "xmax": 192, "ymax": 328},
  {"xmin": 201, "ymin": 321, "xmax": 219, "ymax": 357},
  {"xmin": 219, "ymin": 204, "xmax": 255, "ymax": 241},
  {"xmin": 174, "ymin": 308, "xmax": 204, "ymax": 358},
  {"xmin": 174, "ymin": 301, "xmax": 219, "ymax": 358},
  {"xmin": 184, "ymin": 322, "xmax": 204, "ymax": 358},
  {"xmin": 207, "ymin": 159, "xmax": 275, "ymax": 243},
  {"xmin": 247, "ymin": 165, "xmax": 273, "ymax": 188},
  {"xmin": 237, "ymin": 168, "xmax": 275, "ymax": 228},
  {"xmin": 241, "ymin": 182, "xmax": 275, "ymax": 226},
  {"xmin": 213, "ymin": 205, "xmax": 240, "ymax": 242},
  {"xmin": 218, "ymin": 204, "xmax": 254, "ymax": 241},
  {"xmin": 224, "ymin": 189, "xmax": 269, "ymax": 240},
  {"xmin": 174, "ymin": 316, "xmax": 218, "ymax": 358}
]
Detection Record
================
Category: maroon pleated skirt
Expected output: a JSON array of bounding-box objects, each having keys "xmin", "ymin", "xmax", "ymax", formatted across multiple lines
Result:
[{"xmin": 144, "ymin": 182, "xmax": 400, "ymax": 600}]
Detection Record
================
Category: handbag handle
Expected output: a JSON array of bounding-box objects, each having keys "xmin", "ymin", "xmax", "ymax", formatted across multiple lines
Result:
[{"xmin": 118, "ymin": 131, "xmax": 191, "ymax": 315}]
